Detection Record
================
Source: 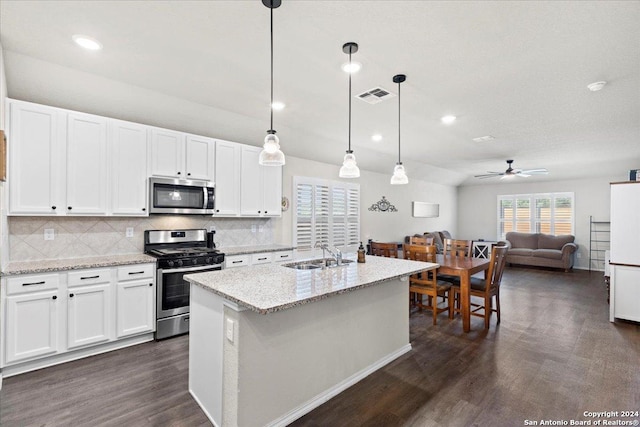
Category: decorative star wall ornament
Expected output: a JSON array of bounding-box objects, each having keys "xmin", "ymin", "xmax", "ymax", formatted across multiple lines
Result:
[{"xmin": 368, "ymin": 196, "xmax": 398, "ymax": 212}]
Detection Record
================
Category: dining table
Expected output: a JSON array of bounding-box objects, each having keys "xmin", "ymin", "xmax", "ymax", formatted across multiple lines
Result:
[{"xmin": 435, "ymin": 254, "xmax": 492, "ymax": 332}]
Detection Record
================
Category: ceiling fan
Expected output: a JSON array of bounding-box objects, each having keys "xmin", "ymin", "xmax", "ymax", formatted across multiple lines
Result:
[{"xmin": 474, "ymin": 159, "xmax": 548, "ymax": 180}]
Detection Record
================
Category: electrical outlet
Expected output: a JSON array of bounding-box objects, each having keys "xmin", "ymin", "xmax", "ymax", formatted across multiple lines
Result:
[
  {"xmin": 44, "ymin": 229, "xmax": 55, "ymax": 241},
  {"xmin": 576, "ymin": 253, "xmax": 582, "ymax": 259},
  {"xmin": 226, "ymin": 318, "xmax": 235, "ymax": 343},
  {"xmin": 259, "ymin": 225, "xmax": 264, "ymax": 233},
  {"xmin": 209, "ymin": 225, "xmax": 216, "ymax": 233},
  {"xmin": 251, "ymin": 225, "xmax": 257, "ymax": 233},
  {"xmin": 126, "ymin": 227, "xmax": 134, "ymax": 238}
]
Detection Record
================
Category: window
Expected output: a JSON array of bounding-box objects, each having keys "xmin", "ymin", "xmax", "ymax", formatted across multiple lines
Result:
[
  {"xmin": 497, "ymin": 192, "xmax": 574, "ymax": 240},
  {"xmin": 293, "ymin": 176, "xmax": 360, "ymax": 252}
]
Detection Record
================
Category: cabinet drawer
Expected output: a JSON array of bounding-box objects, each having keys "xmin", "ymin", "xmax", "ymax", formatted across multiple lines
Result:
[
  {"xmin": 251, "ymin": 253, "xmax": 273, "ymax": 265},
  {"xmin": 6, "ymin": 274, "xmax": 60, "ymax": 295},
  {"xmin": 68, "ymin": 269, "xmax": 111, "ymax": 287},
  {"xmin": 117, "ymin": 264, "xmax": 155, "ymax": 281},
  {"xmin": 225, "ymin": 255, "xmax": 250, "ymax": 269},
  {"xmin": 272, "ymin": 251, "xmax": 294, "ymax": 263}
]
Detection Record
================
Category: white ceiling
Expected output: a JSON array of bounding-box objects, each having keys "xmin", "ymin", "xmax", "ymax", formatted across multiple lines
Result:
[{"xmin": 1, "ymin": 0, "xmax": 639, "ymax": 186}]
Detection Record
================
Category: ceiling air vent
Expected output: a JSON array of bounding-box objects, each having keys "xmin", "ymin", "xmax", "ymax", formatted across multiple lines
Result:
[{"xmin": 357, "ymin": 87, "xmax": 395, "ymax": 104}]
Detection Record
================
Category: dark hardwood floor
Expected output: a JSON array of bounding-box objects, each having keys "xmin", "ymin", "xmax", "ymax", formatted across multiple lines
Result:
[{"xmin": 1, "ymin": 268, "xmax": 638, "ymax": 426}]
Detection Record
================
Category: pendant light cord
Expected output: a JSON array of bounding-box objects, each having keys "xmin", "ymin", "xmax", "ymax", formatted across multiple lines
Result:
[
  {"xmin": 270, "ymin": 4, "xmax": 274, "ymax": 132},
  {"xmin": 348, "ymin": 50, "xmax": 352, "ymax": 153},
  {"xmin": 397, "ymin": 81, "xmax": 401, "ymax": 163}
]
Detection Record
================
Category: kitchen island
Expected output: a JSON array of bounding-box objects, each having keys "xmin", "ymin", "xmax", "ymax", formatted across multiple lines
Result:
[{"xmin": 185, "ymin": 255, "xmax": 437, "ymax": 427}]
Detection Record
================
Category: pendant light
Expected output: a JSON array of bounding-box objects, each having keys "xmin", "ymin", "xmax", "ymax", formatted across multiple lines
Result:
[
  {"xmin": 259, "ymin": 0, "xmax": 285, "ymax": 166},
  {"xmin": 339, "ymin": 42, "xmax": 360, "ymax": 178},
  {"xmin": 390, "ymin": 74, "xmax": 408, "ymax": 185}
]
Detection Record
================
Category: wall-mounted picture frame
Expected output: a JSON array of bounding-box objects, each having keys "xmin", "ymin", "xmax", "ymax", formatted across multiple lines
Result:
[{"xmin": 0, "ymin": 130, "xmax": 6, "ymax": 182}]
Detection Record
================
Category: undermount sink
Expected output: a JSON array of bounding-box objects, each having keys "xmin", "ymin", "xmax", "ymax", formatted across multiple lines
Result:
[{"xmin": 283, "ymin": 258, "xmax": 354, "ymax": 270}]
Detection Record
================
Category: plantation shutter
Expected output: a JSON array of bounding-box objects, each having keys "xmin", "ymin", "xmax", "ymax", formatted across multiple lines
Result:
[{"xmin": 293, "ymin": 177, "xmax": 360, "ymax": 252}]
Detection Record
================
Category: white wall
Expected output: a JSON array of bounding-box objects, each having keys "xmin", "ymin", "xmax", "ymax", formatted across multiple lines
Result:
[
  {"xmin": 457, "ymin": 176, "xmax": 622, "ymax": 270},
  {"xmin": 274, "ymin": 156, "xmax": 457, "ymax": 248}
]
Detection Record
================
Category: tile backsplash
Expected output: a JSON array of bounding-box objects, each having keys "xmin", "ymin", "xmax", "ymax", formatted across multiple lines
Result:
[{"xmin": 9, "ymin": 216, "xmax": 274, "ymax": 262}]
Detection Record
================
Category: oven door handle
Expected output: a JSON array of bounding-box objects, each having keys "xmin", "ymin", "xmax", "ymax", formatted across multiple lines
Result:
[{"xmin": 158, "ymin": 264, "xmax": 223, "ymax": 274}]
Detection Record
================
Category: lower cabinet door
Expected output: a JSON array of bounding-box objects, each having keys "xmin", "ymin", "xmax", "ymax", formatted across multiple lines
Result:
[
  {"xmin": 5, "ymin": 290, "xmax": 60, "ymax": 364},
  {"xmin": 67, "ymin": 283, "xmax": 112, "ymax": 350},
  {"xmin": 117, "ymin": 280, "xmax": 155, "ymax": 338}
]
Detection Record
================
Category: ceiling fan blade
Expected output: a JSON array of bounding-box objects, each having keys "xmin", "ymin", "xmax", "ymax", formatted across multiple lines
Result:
[
  {"xmin": 474, "ymin": 173, "xmax": 502, "ymax": 178},
  {"xmin": 520, "ymin": 168, "xmax": 548, "ymax": 175},
  {"xmin": 516, "ymin": 173, "xmax": 531, "ymax": 177}
]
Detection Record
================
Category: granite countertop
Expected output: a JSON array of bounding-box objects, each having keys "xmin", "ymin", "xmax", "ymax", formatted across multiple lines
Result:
[
  {"xmin": 221, "ymin": 244, "xmax": 296, "ymax": 256},
  {"xmin": 2, "ymin": 254, "xmax": 157, "ymax": 276},
  {"xmin": 185, "ymin": 255, "xmax": 438, "ymax": 314}
]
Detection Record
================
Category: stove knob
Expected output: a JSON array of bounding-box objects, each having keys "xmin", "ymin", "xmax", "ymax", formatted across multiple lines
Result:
[
  {"xmin": 176, "ymin": 259, "xmax": 183, "ymax": 267},
  {"xmin": 206, "ymin": 257, "xmax": 213, "ymax": 264},
  {"xmin": 192, "ymin": 259, "xmax": 198, "ymax": 265},
  {"xmin": 167, "ymin": 260, "xmax": 175, "ymax": 268}
]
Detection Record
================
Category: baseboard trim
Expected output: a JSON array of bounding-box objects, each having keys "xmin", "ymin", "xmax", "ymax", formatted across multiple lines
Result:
[
  {"xmin": 2, "ymin": 333, "xmax": 154, "ymax": 378},
  {"xmin": 265, "ymin": 343, "xmax": 413, "ymax": 427},
  {"xmin": 189, "ymin": 389, "xmax": 220, "ymax": 427}
]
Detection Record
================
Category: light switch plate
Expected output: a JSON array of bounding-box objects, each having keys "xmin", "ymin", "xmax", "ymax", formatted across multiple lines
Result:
[
  {"xmin": 126, "ymin": 227, "xmax": 134, "ymax": 238},
  {"xmin": 44, "ymin": 228, "xmax": 55, "ymax": 241}
]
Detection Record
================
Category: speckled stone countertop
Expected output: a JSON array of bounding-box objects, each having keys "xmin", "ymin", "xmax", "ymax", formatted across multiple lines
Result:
[
  {"xmin": 221, "ymin": 244, "xmax": 296, "ymax": 256},
  {"xmin": 2, "ymin": 254, "xmax": 157, "ymax": 276},
  {"xmin": 185, "ymin": 255, "xmax": 437, "ymax": 314}
]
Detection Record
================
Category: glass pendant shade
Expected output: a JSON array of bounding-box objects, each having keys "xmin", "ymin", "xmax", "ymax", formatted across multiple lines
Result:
[
  {"xmin": 259, "ymin": 132, "xmax": 285, "ymax": 166},
  {"xmin": 339, "ymin": 152, "xmax": 360, "ymax": 178},
  {"xmin": 390, "ymin": 163, "xmax": 409, "ymax": 185}
]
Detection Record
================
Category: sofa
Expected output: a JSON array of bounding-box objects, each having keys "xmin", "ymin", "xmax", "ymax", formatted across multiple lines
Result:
[
  {"xmin": 404, "ymin": 230, "xmax": 452, "ymax": 253},
  {"xmin": 505, "ymin": 232, "xmax": 578, "ymax": 272}
]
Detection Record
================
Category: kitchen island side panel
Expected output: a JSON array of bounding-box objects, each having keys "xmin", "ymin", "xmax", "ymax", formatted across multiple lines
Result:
[{"xmin": 234, "ymin": 278, "xmax": 410, "ymax": 426}]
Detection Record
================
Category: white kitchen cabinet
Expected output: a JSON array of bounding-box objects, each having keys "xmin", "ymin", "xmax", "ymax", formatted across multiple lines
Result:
[
  {"xmin": 185, "ymin": 134, "xmax": 216, "ymax": 181},
  {"xmin": 151, "ymin": 129, "xmax": 215, "ymax": 181},
  {"xmin": 4, "ymin": 290, "xmax": 60, "ymax": 364},
  {"xmin": 240, "ymin": 146, "xmax": 263, "ymax": 215},
  {"xmin": 67, "ymin": 283, "xmax": 112, "ymax": 350},
  {"xmin": 251, "ymin": 252, "xmax": 273, "ymax": 265},
  {"xmin": 8, "ymin": 100, "xmax": 64, "ymax": 215},
  {"xmin": 272, "ymin": 250, "xmax": 294, "ymax": 263},
  {"xmin": 240, "ymin": 145, "xmax": 282, "ymax": 217},
  {"xmin": 116, "ymin": 273, "xmax": 155, "ymax": 339},
  {"xmin": 66, "ymin": 112, "xmax": 109, "ymax": 215},
  {"xmin": 225, "ymin": 255, "xmax": 250, "ymax": 269},
  {"xmin": 110, "ymin": 120, "xmax": 149, "ymax": 216},
  {"xmin": 610, "ymin": 265, "xmax": 640, "ymax": 322},
  {"xmin": 215, "ymin": 140, "xmax": 241, "ymax": 215}
]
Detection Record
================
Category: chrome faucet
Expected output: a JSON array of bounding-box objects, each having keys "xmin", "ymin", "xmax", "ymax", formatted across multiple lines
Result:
[{"xmin": 315, "ymin": 242, "xmax": 342, "ymax": 266}]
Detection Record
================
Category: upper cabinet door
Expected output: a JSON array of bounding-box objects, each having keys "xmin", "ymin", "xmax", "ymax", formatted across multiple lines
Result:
[
  {"xmin": 240, "ymin": 146, "xmax": 262, "ymax": 216},
  {"xmin": 110, "ymin": 120, "xmax": 149, "ymax": 216},
  {"xmin": 151, "ymin": 128, "xmax": 185, "ymax": 178},
  {"xmin": 8, "ymin": 101, "xmax": 64, "ymax": 215},
  {"xmin": 262, "ymin": 164, "xmax": 282, "ymax": 217},
  {"xmin": 66, "ymin": 113, "xmax": 108, "ymax": 215},
  {"xmin": 185, "ymin": 135, "xmax": 215, "ymax": 181},
  {"xmin": 214, "ymin": 140, "xmax": 241, "ymax": 215}
]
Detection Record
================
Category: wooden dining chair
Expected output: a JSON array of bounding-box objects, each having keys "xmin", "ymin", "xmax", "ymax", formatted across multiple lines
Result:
[
  {"xmin": 370, "ymin": 242, "xmax": 399, "ymax": 258},
  {"xmin": 443, "ymin": 239, "xmax": 473, "ymax": 257},
  {"xmin": 449, "ymin": 245, "xmax": 509, "ymax": 329},
  {"xmin": 403, "ymin": 244, "xmax": 452, "ymax": 325},
  {"xmin": 409, "ymin": 235, "xmax": 434, "ymax": 246}
]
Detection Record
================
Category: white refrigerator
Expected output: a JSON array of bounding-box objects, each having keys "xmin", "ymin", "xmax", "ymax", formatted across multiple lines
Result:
[{"xmin": 609, "ymin": 181, "xmax": 640, "ymax": 322}]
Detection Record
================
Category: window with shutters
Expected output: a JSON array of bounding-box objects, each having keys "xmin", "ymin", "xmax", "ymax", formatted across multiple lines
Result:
[
  {"xmin": 293, "ymin": 177, "xmax": 360, "ymax": 252},
  {"xmin": 497, "ymin": 192, "xmax": 574, "ymax": 240}
]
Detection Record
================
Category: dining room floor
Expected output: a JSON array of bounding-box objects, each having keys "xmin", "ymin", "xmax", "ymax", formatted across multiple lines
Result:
[{"xmin": 1, "ymin": 267, "xmax": 638, "ymax": 426}]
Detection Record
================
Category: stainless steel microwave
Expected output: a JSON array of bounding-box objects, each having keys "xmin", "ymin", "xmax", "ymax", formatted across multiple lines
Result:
[{"xmin": 149, "ymin": 177, "xmax": 215, "ymax": 214}]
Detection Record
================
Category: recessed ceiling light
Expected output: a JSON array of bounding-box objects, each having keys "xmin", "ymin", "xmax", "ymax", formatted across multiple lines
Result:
[
  {"xmin": 441, "ymin": 115, "xmax": 456, "ymax": 124},
  {"xmin": 472, "ymin": 135, "xmax": 496, "ymax": 142},
  {"xmin": 372, "ymin": 134, "xmax": 383, "ymax": 142},
  {"xmin": 271, "ymin": 101, "xmax": 286, "ymax": 110},
  {"xmin": 341, "ymin": 62, "xmax": 362, "ymax": 73},
  {"xmin": 72, "ymin": 35, "xmax": 102, "ymax": 51},
  {"xmin": 587, "ymin": 81, "xmax": 607, "ymax": 92}
]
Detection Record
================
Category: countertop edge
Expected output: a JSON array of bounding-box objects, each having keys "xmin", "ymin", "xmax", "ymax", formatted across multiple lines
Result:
[
  {"xmin": 221, "ymin": 245, "xmax": 296, "ymax": 256},
  {"xmin": 2, "ymin": 255, "xmax": 157, "ymax": 276}
]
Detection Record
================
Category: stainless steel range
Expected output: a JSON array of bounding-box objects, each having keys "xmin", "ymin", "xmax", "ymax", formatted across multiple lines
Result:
[{"xmin": 144, "ymin": 229, "xmax": 225, "ymax": 340}]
